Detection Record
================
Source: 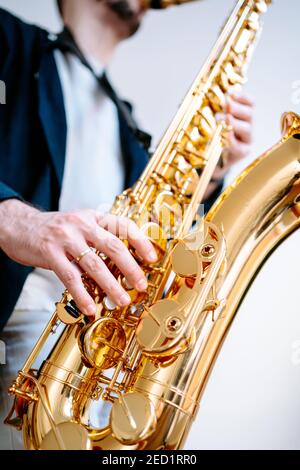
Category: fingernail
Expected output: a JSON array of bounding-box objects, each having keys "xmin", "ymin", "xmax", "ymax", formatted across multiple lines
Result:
[
  {"xmin": 86, "ymin": 304, "xmax": 97, "ymax": 316},
  {"xmin": 136, "ymin": 278, "xmax": 148, "ymax": 291},
  {"xmin": 216, "ymin": 112, "xmax": 226, "ymax": 123},
  {"xmin": 120, "ymin": 293, "xmax": 131, "ymax": 306},
  {"xmin": 226, "ymin": 114, "xmax": 232, "ymax": 124},
  {"xmin": 148, "ymin": 250, "xmax": 158, "ymax": 262}
]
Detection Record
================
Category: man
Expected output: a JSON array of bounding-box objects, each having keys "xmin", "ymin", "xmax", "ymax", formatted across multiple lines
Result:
[{"xmin": 0, "ymin": 0, "xmax": 253, "ymax": 449}]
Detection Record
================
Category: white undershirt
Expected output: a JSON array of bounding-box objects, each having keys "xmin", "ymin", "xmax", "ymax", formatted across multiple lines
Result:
[{"xmin": 15, "ymin": 50, "xmax": 125, "ymax": 312}]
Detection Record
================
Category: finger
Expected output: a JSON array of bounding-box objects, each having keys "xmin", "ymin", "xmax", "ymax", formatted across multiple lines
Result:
[
  {"xmin": 99, "ymin": 215, "xmax": 157, "ymax": 264},
  {"xmin": 229, "ymin": 91, "xmax": 254, "ymax": 106},
  {"xmin": 76, "ymin": 250, "xmax": 132, "ymax": 307},
  {"xmin": 65, "ymin": 239, "xmax": 132, "ymax": 307},
  {"xmin": 227, "ymin": 97, "xmax": 253, "ymax": 123},
  {"xmin": 90, "ymin": 227, "xmax": 148, "ymax": 292},
  {"xmin": 227, "ymin": 131, "xmax": 250, "ymax": 162},
  {"xmin": 227, "ymin": 115, "xmax": 252, "ymax": 144},
  {"xmin": 52, "ymin": 255, "xmax": 97, "ymax": 317}
]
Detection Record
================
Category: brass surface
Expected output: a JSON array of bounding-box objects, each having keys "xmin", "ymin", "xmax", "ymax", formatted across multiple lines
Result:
[
  {"xmin": 110, "ymin": 392, "xmax": 157, "ymax": 444},
  {"xmin": 4, "ymin": 0, "xmax": 289, "ymax": 451}
]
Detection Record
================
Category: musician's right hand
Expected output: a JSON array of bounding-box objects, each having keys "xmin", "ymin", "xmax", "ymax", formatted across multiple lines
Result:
[{"xmin": 0, "ymin": 199, "xmax": 157, "ymax": 317}]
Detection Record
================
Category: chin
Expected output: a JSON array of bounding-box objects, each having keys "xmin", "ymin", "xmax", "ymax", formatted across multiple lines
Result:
[{"xmin": 105, "ymin": 0, "xmax": 144, "ymax": 37}]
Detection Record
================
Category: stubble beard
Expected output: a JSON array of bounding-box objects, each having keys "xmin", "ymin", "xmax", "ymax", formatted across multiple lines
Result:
[{"xmin": 103, "ymin": 0, "xmax": 142, "ymax": 37}]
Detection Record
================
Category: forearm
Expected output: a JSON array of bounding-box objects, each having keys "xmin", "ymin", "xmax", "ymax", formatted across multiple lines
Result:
[{"xmin": 0, "ymin": 199, "xmax": 39, "ymax": 252}]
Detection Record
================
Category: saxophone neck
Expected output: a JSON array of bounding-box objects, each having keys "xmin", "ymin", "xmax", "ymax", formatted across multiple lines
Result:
[{"xmin": 114, "ymin": 0, "xmax": 271, "ymax": 236}]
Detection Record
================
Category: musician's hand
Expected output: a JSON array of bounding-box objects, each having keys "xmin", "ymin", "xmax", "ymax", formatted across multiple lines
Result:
[
  {"xmin": 0, "ymin": 200, "xmax": 157, "ymax": 317},
  {"xmin": 213, "ymin": 91, "xmax": 254, "ymax": 181},
  {"xmin": 204, "ymin": 92, "xmax": 254, "ymax": 200}
]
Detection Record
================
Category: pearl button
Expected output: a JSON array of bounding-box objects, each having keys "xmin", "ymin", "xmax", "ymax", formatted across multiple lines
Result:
[
  {"xmin": 48, "ymin": 33, "xmax": 58, "ymax": 42},
  {"xmin": 103, "ymin": 296, "xmax": 117, "ymax": 311}
]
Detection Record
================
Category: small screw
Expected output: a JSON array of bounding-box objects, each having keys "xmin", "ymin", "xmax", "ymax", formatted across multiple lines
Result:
[
  {"xmin": 167, "ymin": 317, "xmax": 182, "ymax": 332},
  {"xmin": 201, "ymin": 244, "xmax": 215, "ymax": 257}
]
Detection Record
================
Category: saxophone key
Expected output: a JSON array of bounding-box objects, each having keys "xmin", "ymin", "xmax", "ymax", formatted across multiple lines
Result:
[
  {"xmin": 56, "ymin": 298, "xmax": 84, "ymax": 325},
  {"xmin": 110, "ymin": 392, "xmax": 157, "ymax": 444},
  {"xmin": 206, "ymin": 84, "xmax": 226, "ymax": 113},
  {"xmin": 247, "ymin": 11, "xmax": 260, "ymax": 31},
  {"xmin": 233, "ymin": 28, "xmax": 252, "ymax": 54},
  {"xmin": 253, "ymin": 0, "xmax": 269, "ymax": 14},
  {"xmin": 221, "ymin": 62, "xmax": 244, "ymax": 86},
  {"xmin": 103, "ymin": 296, "xmax": 118, "ymax": 311},
  {"xmin": 136, "ymin": 300, "xmax": 190, "ymax": 355}
]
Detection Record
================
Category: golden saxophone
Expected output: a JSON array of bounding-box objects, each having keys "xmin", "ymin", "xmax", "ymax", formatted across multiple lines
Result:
[{"xmin": 7, "ymin": 0, "xmax": 299, "ymax": 451}]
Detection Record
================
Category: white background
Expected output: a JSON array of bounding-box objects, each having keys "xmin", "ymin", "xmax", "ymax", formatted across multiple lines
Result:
[{"xmin": 0, "ymin": 0, "xmax": 299, "ymax": 449}]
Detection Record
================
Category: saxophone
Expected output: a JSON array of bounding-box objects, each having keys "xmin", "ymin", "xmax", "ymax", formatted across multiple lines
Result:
[{"xmin": 6, "ymin": 0, "xmax": 296, "ymax": 451}]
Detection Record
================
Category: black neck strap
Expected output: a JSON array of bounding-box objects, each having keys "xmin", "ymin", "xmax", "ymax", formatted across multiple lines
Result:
[{"xmin": 52, "ymin": 27, "xmax": 152, "ymax": 152}]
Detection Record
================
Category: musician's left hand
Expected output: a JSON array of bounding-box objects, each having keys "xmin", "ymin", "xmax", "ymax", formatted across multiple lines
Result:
[{"xmin": 204, "ymin": 91, "xmax": 254, "ymax": 200}]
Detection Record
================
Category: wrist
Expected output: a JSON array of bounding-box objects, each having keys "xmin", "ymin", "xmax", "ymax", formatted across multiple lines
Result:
[
  {"xmin": 0, "ymin": 199, "xmax": 39, "ymax": 250},
  {"xmin": 210, "ymin": 175, "xmax": 225, "ymax": 185}
]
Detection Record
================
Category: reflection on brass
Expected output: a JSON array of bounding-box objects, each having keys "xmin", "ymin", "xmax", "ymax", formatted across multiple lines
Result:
[
  {"xmin": 110, "ymin": 392, "xmax": 157, "ymax": 444},
  {"xmin": 5, "ymin": 0, "xmax": 294, "ymax": 451},
  {"xmin": 79, "ymin": 318, "xmax": 127, "ymax": 369},
  {"xmin": 40, "ymin": 422, "xmax": 91, "ymax": 451}
]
